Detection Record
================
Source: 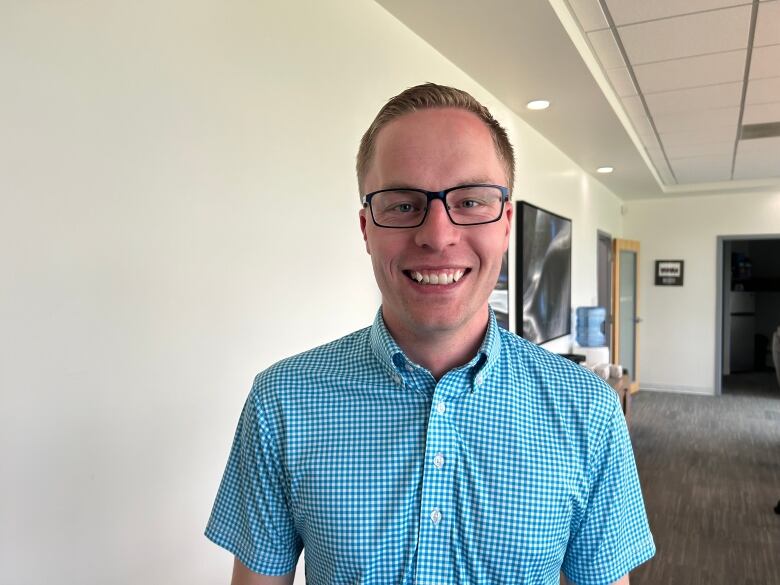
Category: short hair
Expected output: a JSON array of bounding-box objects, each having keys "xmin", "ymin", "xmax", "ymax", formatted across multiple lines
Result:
[{"xmin": 356, "ymin": 82, "xmax": 515, "ymax": 195}]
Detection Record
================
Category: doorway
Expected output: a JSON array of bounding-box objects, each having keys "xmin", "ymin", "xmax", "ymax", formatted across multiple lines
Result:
[
  {"xmin": 716, "ymin": 235, "xmax": 780, "ymax": 396},
  {"xmin": 613, "ymin": 239, "xmax": 641, "ymax": 393}
]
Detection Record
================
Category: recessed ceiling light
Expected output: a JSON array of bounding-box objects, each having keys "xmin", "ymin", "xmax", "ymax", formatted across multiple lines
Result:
[
  {"xmin": 597, "ymin": 166, "xmax": 614, "ymax": 174},
  {"xmin": 526, "ymin": 99, "xmax": 550, "ymax": 110}
]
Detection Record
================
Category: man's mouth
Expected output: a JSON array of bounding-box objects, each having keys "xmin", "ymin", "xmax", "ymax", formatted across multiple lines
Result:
[{"xmin": 404, "ymin": 268, "xmax": 468, "ymax": 285}]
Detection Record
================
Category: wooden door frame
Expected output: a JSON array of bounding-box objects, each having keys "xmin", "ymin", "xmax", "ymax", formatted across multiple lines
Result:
[{"xmin": 612, "ymin": 239, "xmax": 641, "ymax": 394}]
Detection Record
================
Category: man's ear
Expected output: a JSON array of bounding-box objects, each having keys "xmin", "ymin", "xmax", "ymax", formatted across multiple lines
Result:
[
  {"xmin": 502, "ymin": 200, "xmax": 513, "ymax": 251},
  {"xmin": 359, "ymin": 209, "xmax": 371, "ymax": 254}
]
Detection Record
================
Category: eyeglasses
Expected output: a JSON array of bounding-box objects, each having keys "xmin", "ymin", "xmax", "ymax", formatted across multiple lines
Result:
[{"xmin": 362, "ymin": 184, "xmax": 510, "ymax": 228}]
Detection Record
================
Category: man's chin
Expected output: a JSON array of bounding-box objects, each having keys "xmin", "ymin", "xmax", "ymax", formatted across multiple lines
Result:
[{"xmin": 402, "ymin": 307, "xmax": 484, "ymax": 337}]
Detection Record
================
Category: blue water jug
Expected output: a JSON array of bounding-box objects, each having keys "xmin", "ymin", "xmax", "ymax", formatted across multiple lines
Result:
[{"xmin": 576, "ymin": 306, "xmax": 607, "ymax": 347}]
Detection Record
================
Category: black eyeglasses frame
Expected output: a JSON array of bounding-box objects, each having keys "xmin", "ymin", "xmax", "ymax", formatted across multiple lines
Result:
[{"xmin": 361, "ymin": 184, "xmax": 510, "ymax": 229}]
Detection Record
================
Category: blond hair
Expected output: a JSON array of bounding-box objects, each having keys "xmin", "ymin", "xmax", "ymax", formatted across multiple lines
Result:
[{"xmin": 356, "ymin": 83, "xmax": 515, "ymax": 195}]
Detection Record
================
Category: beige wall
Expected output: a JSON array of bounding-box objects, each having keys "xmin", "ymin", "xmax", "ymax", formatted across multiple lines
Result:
[
  {"xmin": 623, "ymin": 190, "xmax": 780, "ymax": 395},
  {"xmin": 0, "ymin": 1, "xmax": 624, "ymax": 583}
]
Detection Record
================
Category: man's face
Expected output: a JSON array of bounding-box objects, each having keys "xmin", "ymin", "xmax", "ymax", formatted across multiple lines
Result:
[{"xmin": 359, "ymin": 107, "xmax": 512, "ymax": 340}]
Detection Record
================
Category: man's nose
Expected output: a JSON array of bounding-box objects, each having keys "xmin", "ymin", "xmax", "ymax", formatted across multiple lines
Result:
[{"xmin": 414, "ymin": 199, "xmax": 460, "ymax": 249}]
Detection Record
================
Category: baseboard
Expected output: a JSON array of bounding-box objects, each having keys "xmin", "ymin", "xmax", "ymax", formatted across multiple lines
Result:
[{"xmin": 639, "ymin": 382, "xmax": 714, "ymax": 396}]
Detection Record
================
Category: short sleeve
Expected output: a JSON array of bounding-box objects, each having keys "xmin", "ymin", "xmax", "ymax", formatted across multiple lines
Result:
[
  {"xmin": 562, "ymin": 403, "xmax": 656, "ymax": 585},
  {"xmin": 205, "ymin": 381, "xmax": 302, "ymax": 575}
]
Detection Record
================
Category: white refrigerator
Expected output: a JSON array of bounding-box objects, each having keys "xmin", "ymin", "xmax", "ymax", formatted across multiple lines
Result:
[{"xmin": 729, "ymin": 291, "xmax": 756, "ymax": 372}]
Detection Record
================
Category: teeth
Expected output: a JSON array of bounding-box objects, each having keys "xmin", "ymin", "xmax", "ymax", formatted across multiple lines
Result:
[{"xmin": 409, "ymin": 270, "xmax": 465, "ymax": 286}]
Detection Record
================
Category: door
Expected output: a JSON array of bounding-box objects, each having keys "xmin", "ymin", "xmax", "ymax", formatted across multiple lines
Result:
[
  {"xmin": 612, "ymin": 239, "xmax": 641, "ymax": 393},
  {"xmin": 597, "ymin": 231, "xmax": 613, "ymax": 359}
]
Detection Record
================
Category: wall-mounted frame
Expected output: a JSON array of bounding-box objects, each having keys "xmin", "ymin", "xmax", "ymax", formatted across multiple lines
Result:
[
  {"xmin": 516, "ymin": 202, "xmax": 572, "ymax": 344},
  {"xmin": 655, "ymin": 260, "xmax": 684, "ymax": 286}
]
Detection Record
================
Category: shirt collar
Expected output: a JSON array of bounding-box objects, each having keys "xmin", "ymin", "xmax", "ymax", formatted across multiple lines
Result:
[
  {"xmin": 368, "ymin": 308, "xmax": 407, "ymax": 377},
  {"xmin": 368, "ymin": 306, "xmax": 502, "ymax": 391}
]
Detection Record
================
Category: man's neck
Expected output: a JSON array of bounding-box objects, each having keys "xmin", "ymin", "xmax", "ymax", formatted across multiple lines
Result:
[{"xmin": 382, "ymin": 308, "xmax": 490, "ymax": 380}]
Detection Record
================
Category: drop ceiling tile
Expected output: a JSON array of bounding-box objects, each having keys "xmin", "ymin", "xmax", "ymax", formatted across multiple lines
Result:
[
  {"xmin": 617, "ymin": 5, "xmax": 752, "ymax": 64},
  {"xmin": 653, "ymin": 106, "xmax": 740, "ymax": 133},
  {"xmin": 746, "ymin": 76, "xmax": 780, "ymax": 103},
  {"xmin": 606, "ymin": 67, "xmax": 638, "ymax": 96},
  {"xmin": 634, "ymin": 50, "xmax": 746, "ymax": 94},
  {"xmin": 742, "ymin": 101, "xmax": 780, "ymax": 123},
  {"xmin": 755, "ymin": 0, "xmax": 780, "ymax": 46},
  {"xmin": 749, "ymin": 44, "xmax": 780, "ymax": 79},
  {"xmin": 737, "ymin": 135, "xmax": 780, "ymax": 152},
  {"xmin": 644, "ymin": 82, "xmax": 742, "ymax": 113},
  {"xmin": 737, "ymin": 136, "xmax": 780, "ymax": 153},
  {"xmin": 660, "ymin": 126, "xmax": 738, "ymax": 150},
  {"xmin": 660, "ymin": 126, "xmax": 738, "ymax": 148},
  {"xmin": 734, "ymin": 159, "xmax": 780, "ymax": 180},
  {"xmin": 569, "ymin": 0, "xmax": 609, "ymax": 32},
  {"xmin": 605, "ymin": 0, "xmax": 747, "ymax": 26},
  {"xmin": 670, "ymin": 153, "xmax": 733, "ymax": 183},
  {"xmin": 663, "ymin": 140, "xmax": 735, "ymax": 159},
  {"xmin": 588, "ymin": 29, "xmax": 626, "ymax": 69},
  {"xmin": 734, "ymin": 136, "xmax": 780, "ymax": 179}
]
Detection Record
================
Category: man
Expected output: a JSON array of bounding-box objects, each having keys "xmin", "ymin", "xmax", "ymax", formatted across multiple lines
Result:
[{"xmin": 206, "ymin": 83, "xmax": 655, "ymax": 585}]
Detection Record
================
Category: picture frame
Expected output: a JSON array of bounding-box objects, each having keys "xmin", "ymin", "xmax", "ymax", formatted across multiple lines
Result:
[
  {"xmin": 655, "ymin": 260, "xmax": 684, "ymax": 286},
  {"xmin": 516, "ymin": 202, "xmax": 572, "ymax": 344}
]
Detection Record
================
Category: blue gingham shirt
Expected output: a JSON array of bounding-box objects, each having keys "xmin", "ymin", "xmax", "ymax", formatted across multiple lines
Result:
[{"xmin": 206, "ymin": 309, "xmax": 655, "ymax": 584}]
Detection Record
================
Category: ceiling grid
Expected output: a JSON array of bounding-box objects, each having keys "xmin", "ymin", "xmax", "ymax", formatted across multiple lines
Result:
[
  {"xmin": 574, "ymin": 0, "xmax": 780, "ymax": 185},
  {"xmin": 376, "ymin": 0, "xmax": 780, "ymax": 196}
]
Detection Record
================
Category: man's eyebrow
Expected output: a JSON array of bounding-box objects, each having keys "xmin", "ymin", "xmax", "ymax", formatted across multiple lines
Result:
[{"xmin": 377, "ymin": 178, "xmax": 500, "ymax": 191}]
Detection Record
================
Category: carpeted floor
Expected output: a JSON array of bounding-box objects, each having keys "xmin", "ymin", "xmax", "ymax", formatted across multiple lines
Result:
[{"xmin": 628, "ymin": 372, "xmax": 780, "ymax": 585}]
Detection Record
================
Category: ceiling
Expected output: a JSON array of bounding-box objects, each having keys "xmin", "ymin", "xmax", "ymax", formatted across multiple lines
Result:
[{"xmin": 375, "ymin": 0, "xmax": 780, "ymax": 200}]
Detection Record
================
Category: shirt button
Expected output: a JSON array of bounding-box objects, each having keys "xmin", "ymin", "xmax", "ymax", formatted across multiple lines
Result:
[
  {"xmin": 430, "ymin": 509, "xmax": 442, "ymax": 524},
  {"xmin": 405, "ymin": 364, "xmax": 414, "ymax": 372},
  {"xmin": 475, "ymin": 373, "xmax": 484, "ymax": 386},
  {"xmin": 435, "ymin": 401, "xmax": 446, "ymax": 415},
  {"xmin": 392, "ymin": 374, "xmax": 402, "ymax": 386},
  {"xmin": 433, "ymin": 453, "xmax": 444, "ymax": 468}
]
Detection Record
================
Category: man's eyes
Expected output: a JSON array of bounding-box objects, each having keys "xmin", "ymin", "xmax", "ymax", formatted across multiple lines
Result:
[
  {"xmin": 387, "ymin": 202, "xmax": 419, "ymax": 213},
  {"xmin": 381, "ymin": 192, "xmax": 424, "ymax": 213},
  {"xmin": 457, "ymin": 198, "xmax": 487, "ymax": 208},
  {"xmin": 375, "ymin": 188, "xmax": 498, "ymax": 214}
]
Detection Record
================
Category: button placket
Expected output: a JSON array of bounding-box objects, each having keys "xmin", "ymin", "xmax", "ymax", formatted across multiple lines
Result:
[{"xmin": 415, "ymin": 373, "xmax": 466, "ymax": 584}]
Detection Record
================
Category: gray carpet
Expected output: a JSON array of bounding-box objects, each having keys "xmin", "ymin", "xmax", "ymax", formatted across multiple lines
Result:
[{"xmin": 628, "ymin": 372, "xmax": 780, "ymax": 585}]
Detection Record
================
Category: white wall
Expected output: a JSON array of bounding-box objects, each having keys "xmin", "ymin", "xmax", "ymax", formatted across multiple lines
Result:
[
  {"xmin": 0, "ymin": 2, "xmax": 623, "ymax": 584},
  {"xmin": 623, "ymin": 190, "xmax": 780, "ymax": 395}
]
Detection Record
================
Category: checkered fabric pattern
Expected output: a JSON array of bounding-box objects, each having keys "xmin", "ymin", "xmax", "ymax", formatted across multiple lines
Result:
[{"xmin": 206, "ymin": 308, "xmax": 655, "ymax": 584}]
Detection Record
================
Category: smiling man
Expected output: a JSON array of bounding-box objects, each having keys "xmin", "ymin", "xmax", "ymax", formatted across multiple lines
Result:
[{"xmin": 206, "ymin": 83, "xmax": 655, "ymax": 585}]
